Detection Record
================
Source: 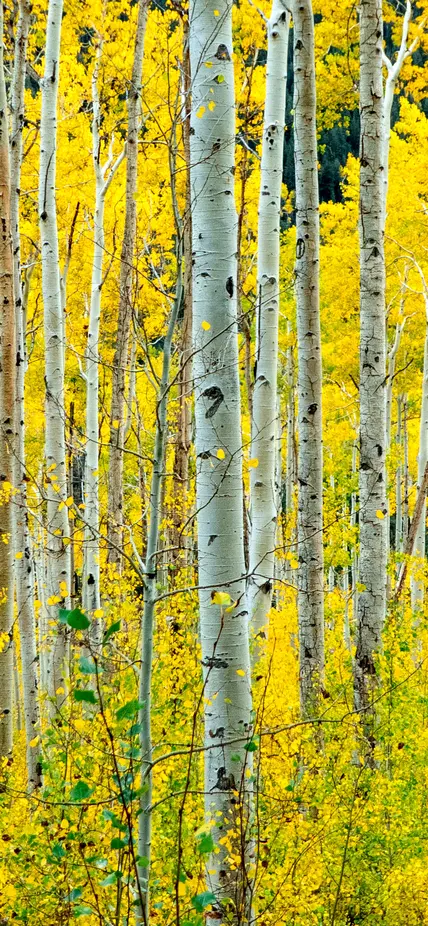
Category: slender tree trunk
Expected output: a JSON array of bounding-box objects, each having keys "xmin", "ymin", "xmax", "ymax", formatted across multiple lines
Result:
[
  {"xmin": 171, "ymin": 22, "xmax": 193, "ymax": 571},
  {"xmin": 411, "ymin": 309, "xmax": 428, "ymax": 609},
  {"xmin": 10, "ymin": 0, "xmax": 42, "ymax": 788},
  {"xmin": 403, "ymin": 394, "xmax": 410, "ymax": 547},
  {"xmin": 354, "ymin": 0, "xmax": 387, "ymax": 717},
  {"xmin": 351, "ymin": 439, "xmax": 358, "ymax": 626},
  {"xmin": 39, "ymin": 0, "xmax": 71, "ymax": 702},
  {"xmin": 395, "ymin": 394, "xmax": 403, "ymax": 555},
  {"xmin": 107, "ymin": 0, "xmax": 147, "ymax": 566},
  {"xmin": 293, "ymin": 0, "xmax": 324, "ymax": 714},
  {"xmin": 136, "ymin": 168, "xmax": 182, "ymax": 920},
  {"xmin": 248, "ymin": 0, "xmax": 290, "ymax": 648},
  {"xmin": 189, "ymin": 0, "xmax": 254, "ymax": 916},
  {"xmin": 0, "ymin": 9, "xmax": 16, "ymax": 755},
  {"xmin": 84, "ymin": 45, "xmax": 124, "ymax": 636}
]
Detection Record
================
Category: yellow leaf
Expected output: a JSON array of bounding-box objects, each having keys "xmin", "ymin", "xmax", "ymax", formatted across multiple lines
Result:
[
  {"xmin": 214, "ymin": 8, "xmax": 219, "ymax": 13},
  {"xmin": 208, "ymin": 101, "xmax": 216, "ymax": 111},
  {"xmin": 93, "ymin": 608, "xmax": 104, "ymax": 618},
  {"xmin": 112, "ymin": 419, "xmax": 120, "ymax": 428},
  {"xmin": 56, "ymin": 687, "xmax": 65, "ymax": 696},
  {"xmin": 248, "ymin": 458, "xmax": 259, "ymax": 468},
  {"xmin": 60, "ymin": 818, "xmax": 69, "ymax": 830},
  {"xmin": 236, "ymin": 669, "xmax": 246, "ymax": 677},
  {"xmin": 204, "ymin": 61, "xmax": 213, "ymax": 68},
  {"xmin": 211, "ymin": 590, "xmax": 231, "ymax": 606},
  {"xmin": 15, "ymin": 552, "xmax": 23, "ymax": 560},
  {"xmin": 197, "ymin": 105, "xmax": 206, "ymax": 118},
  {"xmin": 216, "ymin": 448, "xmax": 225, "ymax": 460},
  {"xmin": 58, "ymin": 501, "xmax": 65, "ymax": 511},
  {"xmin": 202, "ymin": 320, "xmax": 211, "ymax": 330},
  {"xmin": 376, "ymin": 510, "xmax": 385, "ymax": 519},
  {"xmin": 65, "ymin": 496, "xmax": 74, "ymax": 507},
  {"xmin": 29, "ymin": 736, "xmax": 39, "ymax": 748}
]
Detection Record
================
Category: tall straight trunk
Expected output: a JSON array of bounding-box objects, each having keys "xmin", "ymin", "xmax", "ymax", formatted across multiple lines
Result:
[
  {"xmin": 107, "ymin": 0, "xmax": 147, "ymax": 565},
  {"xmin": 84, "ymin": 45, "xmax": 124, "ymax": 628},
  {"xmin": 382, "ymin": 1, "xmax": 416, "ymax": 228},
  {"xmin": 10, "ymin": 0, "xmax": 42, "ymax": 788},
  {"xmin": 354, "ymin": 0, "xmax": 386, "ymax": 716},
  {"xmin": 136, "ymin": 165, "xmax": 182, "ymax": 919},
  {"xmin": 40, "ymin": 0, "xmax": 71, "ymax": 701},
  {"xmin": 293, "ymin": 0, "xmax": 324, "ymax": 714},
  {"xmin": 248, "ymin": 0, "xmax": 290, "ymax": 647},
  {"xmin": 0, "ymin": 4, "xmax": 16, "ymax": 756},
  {"xmin": 171, "ymin": 23, "xmax": 193, "ymax": 569},
  {"xmin": 351, "ymin": 440, "xmax": 358, "ymax": 625},
  {"xmin": 395, "ymin": 395, "xmax": 403, "ymax": 555},
  {"xmin": 411, "ymin": 306, "xmax": 428, "ymax": 609},
  {"xmin": 189, "ymin": 0, "xmax": 253, "ymax": 917}
]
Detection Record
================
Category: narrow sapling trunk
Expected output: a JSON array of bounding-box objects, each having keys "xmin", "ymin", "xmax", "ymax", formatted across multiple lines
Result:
[{"xmin": 293, "ymin": 0, "xmax": 325, "ymax": 714}]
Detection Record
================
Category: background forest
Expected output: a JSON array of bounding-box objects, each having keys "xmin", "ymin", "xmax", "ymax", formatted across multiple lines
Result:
[{"xmin": 1, "ymin": 0, "xmax": 428, "ymax": 924}]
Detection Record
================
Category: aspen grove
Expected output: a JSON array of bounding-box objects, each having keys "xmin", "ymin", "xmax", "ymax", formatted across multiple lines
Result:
[{"xmin": 3, "ymin": 0, "xmax": 428, "ymax": 923}]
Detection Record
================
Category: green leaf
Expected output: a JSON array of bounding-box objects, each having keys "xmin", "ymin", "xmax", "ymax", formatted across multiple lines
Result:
[
  {"xmin": 74, "ymin": 906, "xmax": 93, "ymax": 918},
  {"xmin": 52, "ymin": 842, "xmax": 66, "ymax": 862},
  {"xmin": 136, "ymin": 855, "xmax": 150, "ymax": 868},
  {"xmin": 78, "ymin": 656, "xmax": 97, "ymax": 675},
  {"xmin": 103, "ymin": 620, "xmax": 121, "ymax": 644},
  {"xmin": 100, "ymin": 871, "xmax": 122, "ymax": 887},
  {"xmin": 66, "ymin": 608, "xmax": 91, "ymax": 630},
  {"xmin": 231, "ymin": 753, "xmax": 241, "ymax": 762},
  {"xmin": 59, "ymin": 608, "xmax": 70, "ymax": 624},
  {"xmin": 110, "ymin": 837, "xmax": 127, "ymax": 850},
  {"xmin": 197, "ymin": 832, "xmax": 215, "ymax": 854},
  {"xmin": 244, "ymin": 739, "xmax": 258, "ymax": 752},
  {"xmin": 191, "ymin": 892, "xmax": 217, "ymax": 913},
  {"xmin": 70, "ymin": 780, "xmax": 92, "ymax": 802},
  {"xmin": 73, "ymin": 689, "xmax": 97, "ymax": 704},
  {"xmin": 214, "ymin": 74, "xmax": 225, "ymax": 83},
  {"xmin": 65, "ymin": 887, "xmax": 83, "ymax": 902},
  {"xmin": 115, "ymin": 700, "xmax": 143, "ymax": 722}
]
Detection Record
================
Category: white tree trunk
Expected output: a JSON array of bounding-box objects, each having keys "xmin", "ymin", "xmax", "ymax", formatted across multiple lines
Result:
[
  {"xmin": 395, "ymin": 394, "xmax": 403, "ymax": 555},
  {"xmin": 39, "ymin": 0, "xmax": 71, "ymax": 701},
  {"xmin": 136, "ymin": 206, "xmax": 181, "ymax": 922},
  {"xmin": 84, "ymin": 45, "xmax": 124, "ymax": 636},
  {"xmin": 411, "ymin": 304, "xmax": 428, "ymax": 609},
  {"xmin": 354, "ymin": 0, "xmax": 387, "ymax": 716},
  {"xmin": 189, "ymin": 0, "xmax": 254, "ymax": 916},
  {"xmin": 293, "ymin": 0, "xmax": 324, "ymax": 714},
  {"xmin": 0, "ymin": 5, "xmax": 16, "ymax": 756},
  {"xmin": 107, "ymin": 0, "xmax": 147, "ymax": 565},
  {"xmin": 248, "ymin": 0, "xmax": 290, "ymax": 648},
  {"xmin": 10, "ymin": 0, "xmax": 42, "ymax": 788}
]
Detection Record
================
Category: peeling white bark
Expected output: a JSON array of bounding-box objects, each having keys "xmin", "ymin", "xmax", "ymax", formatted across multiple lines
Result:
[
  {"xmin": 293, "ymin": 0, "xmax": 324, "ymax": 713},
  {"xmin": 10, "ymin": 0, "xmax": 42, "ymax": 788},
  {"xmin": 108, "ymin": 0, "xmax": 147, "ymax": 565},
  {"xmin": 354, "ymin": 0, "xmax": 387, "ymax": 715},
  {"xmin": 84, "ymin": 45, "xmax": 124, "ymax": 637},
  {"xmin": 189, "ymin": 0, "xmax": 253, "ymax": 915},
  {"xmin": 249, "ymin": 0, "xmax": 290, "ymax": 649},
  {"xmin": 39, "ymin": 0, "xmax": 71, "ymax": 701},
  {"xmin": 0, "ymin": 2, "xmax": 16, "ymax": 756}
]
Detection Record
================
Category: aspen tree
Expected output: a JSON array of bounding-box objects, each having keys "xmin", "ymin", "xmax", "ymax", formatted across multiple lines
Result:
[
  {"xmin": 293, "ymin": 0, "xmax": 324, "ymax": 713},
  {"xmin": 189, "ymin": 0, "xmax": 254, "ymax": 916},
  {"xmin": 249, "ymin": 0, "xmax": 290, "ymax": 647},
  {"xmin": 107, "ymin": 0, "xmax": 147, "ymax": 565},
  {"xmin": 39, "ymin": 0, "xmax": 71, "ymax": 700},
  {"xmin": 136, "ymin": 138, "xmax": 182, "ymax": 923},
  {"xmin": 84, "ymin": 43, "xmax": 124, "ymax": 627},
  {"xmin": 354, "ymin": 0, "xmax": 387, "ymax": 716},
  {"xmin": 0, "ymin": 0, "xmax": 16, "ymax": 756},
  {"xmin": 10, "ymin": 0, "xmax": 42, "ymax": 785}
]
